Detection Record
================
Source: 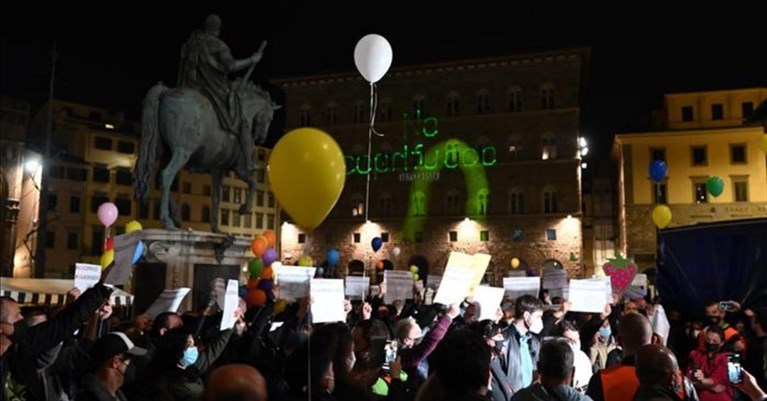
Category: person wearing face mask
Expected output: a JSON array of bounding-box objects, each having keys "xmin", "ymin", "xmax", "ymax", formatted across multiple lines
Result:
[
  {"xmin": 698, "ymin": 301, "xmax": 743, "ymax": 354},
  {"xmin": 634, "ymin": 344, "xmax": 686, "ymax": 401},
  {"xmin": 591, "ymin": 319, "xmax": 620, "ymax": 370},
  {"xmin": 556, "ymin": 321, "xmax": 594, "ymax": 392},
  {"xmin": 686, "ymin": 325, "xmax": 733, "ymax": 401},
  {"xmin": 498, "ymin": 295, "xmax": 544, "ymax": 393},
  {"xmin": 77, "ymin": 332, "xmax": 148, "ymax": 401},
  {"xmin": 470, "ymin": 319, "xmax": 514, "ymax": 401}
]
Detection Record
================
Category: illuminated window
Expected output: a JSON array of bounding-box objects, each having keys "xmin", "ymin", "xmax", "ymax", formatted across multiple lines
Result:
[
  {"xmin": 508, "ymin": 85, "xmax": 523, "ymax": 112},
  {"xmin": 692, "ymin": 178, "xmax": 708, "ymax": 203},
  {"xmin": 353, "ymin": 101, "xmax": 366, "ymax": 124},
  {"xmin": 711, "ymin": 103, "xmax": 724, "ymax": 120},
  {"xmin": 325, "ymin": 103, "xmax": 338, "ymax": 125},
  {"xmin": 475, "ymin": 89, "xmax": 490, "ymax": 114},
  {"xmin": 540, "ymin": 83, "xmax": 555, "ymax": 109},
  {"xmin": 412, "ymin": 95, "xmax": 426, "ymax": 117},
  {"xmin": 543, "ymin": 187, "xmax": 558, "ymax": 213},
  {"xmin": 447, "ymin": 92, "xmax": 460, "ymax": 116},
  {"xmin": 681, "ymin": 106, "xmax": 694, "ymax": 122},
  {"xmin": 352, "ymin": 194, "xmax": 364, "ymax": 217},
  {"xmin": 299, "ymin": 104, "xmax": 312, "ymax": 127},
  {"xmin": 509, "ymin": 189, "xmax": 524, "ymax": 214},
  {"xmin": 542, "ymin": 134, "xmax": 557, "ymax": 160}
]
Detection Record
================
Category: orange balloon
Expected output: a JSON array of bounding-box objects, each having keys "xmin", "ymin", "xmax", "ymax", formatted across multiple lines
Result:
[
  {"xmin": 247, "ymin": 277, "xmax": 260, "ymax": 290},
  {"xmin": 376, "ymin": 261, "xmax": 384, "ymax": 270},
  {"xmin": 248, "ymin": 289, "xmax": 267, "ymax": 307},
  {"xmin": 261, "ymin": 267, "xmax": 274, "ymax": 280},
  {"xmin": 251, "ymin": 236, "xmax": 268, "ymax": 257},
  {"xmin": 263, "ymin": 230, "xmax": 277, "ymax": 247}
]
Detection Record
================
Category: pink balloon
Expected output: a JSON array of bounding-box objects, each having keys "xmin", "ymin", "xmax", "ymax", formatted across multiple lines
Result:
[{"xmin": 97, "ymin": 202, "xmax": 119, "ymax": 227}]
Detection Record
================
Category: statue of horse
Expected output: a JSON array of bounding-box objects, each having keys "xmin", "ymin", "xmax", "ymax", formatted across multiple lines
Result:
[{"xmin": 133, "ymin": 81, "xmax": 280, "ymax": 232}]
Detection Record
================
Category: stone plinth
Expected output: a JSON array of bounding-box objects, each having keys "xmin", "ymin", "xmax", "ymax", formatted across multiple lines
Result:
[{"xmin": 134, "ymin": 229, "xmax": 251, "ymax": 314}]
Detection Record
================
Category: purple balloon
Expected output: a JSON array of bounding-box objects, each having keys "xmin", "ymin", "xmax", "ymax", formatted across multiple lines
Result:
[
  {"xmin": 257, "ymin": 279, "xmax": 274, "ymax": 293},
  {"xmin": 262, "ymin": 247, "xmax": 278, "ymax": 266},
  {"xmin": 97, "ymin": 202, "xmax": 119, "ymax": 227}
]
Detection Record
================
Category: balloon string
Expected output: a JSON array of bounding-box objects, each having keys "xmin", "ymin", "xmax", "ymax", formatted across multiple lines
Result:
[{"xmin": 307, "ymin": 309, "xmax": 311, "ymax": 401}]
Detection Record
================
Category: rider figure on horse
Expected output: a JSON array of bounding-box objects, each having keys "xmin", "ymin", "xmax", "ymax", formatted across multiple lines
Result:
[{"xmin": 178, "ymin": 14, "xmax": 265, "ymax": 172}]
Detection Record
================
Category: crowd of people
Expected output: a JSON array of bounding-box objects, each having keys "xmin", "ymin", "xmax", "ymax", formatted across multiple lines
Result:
[{"xmin": 1, "ymin": 279, "xmax": 766, "ymax": 401}]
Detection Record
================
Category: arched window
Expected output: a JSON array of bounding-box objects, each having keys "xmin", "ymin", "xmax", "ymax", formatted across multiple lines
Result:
[
  {"xmin": 508, "ymin": 134, "xmax": 523, "ymax": 160},
  {"xmin": 378, "ymin": 98, "xmax": 392, "ymax": 122},
  {"xmin": 353, "ymin": 100, "xmax": 366, "ymax": 124},
  {"xmin": 446, "ymin": 190, "xmax": 461, "ymax": 215},
  {"xmin": 475, "ymin": 89, "xmax": 491, "ymax": 114},
  {"xmin": 412, "ymin": 191, "xmax": 427, "ymax": 216},
  {"xmin": 412, "ymin": 94, "xmax": 426, "ymax": 117},
  {"xmin": 202, "ymin": 205, "xmax": 211, "ymax": 222},
  {"xmin": 299, "ymin": 104, "xmax": 312, "ymax": 127},
  {"xmin": 540, "ymin": 82, "xmax": 555, "ymax": 109},
  {"xmin": 477, "ymin": 189, "xmax": 489, "ymax": 215},
  {"xmin": 543, "ymin": 186, "xmax": 558, "ymax": 214},
  {"xmin": 508, "ymin": 85, "xmax": 523, "ymax": 112},
  {"xmin": 542, "ymin": 134, "xmax": 557, "ymax": 160},
  {"xmin": 508, "ymin": 187, "xmax": 524, "ymax": 214},
  {"xmin": 446, "ymin": 92, "xmax": 460, "ymax": 116},
  {"xmin": 325, "ymin": 102, "xmax": 338, "ymax": 125},
  {"xmin": 351, "ymin": 193, "xmax": 364, "ymax": 217},
  {"xmin": 182, "ymin": 203, "xmax": 191, "ymax": 221}
]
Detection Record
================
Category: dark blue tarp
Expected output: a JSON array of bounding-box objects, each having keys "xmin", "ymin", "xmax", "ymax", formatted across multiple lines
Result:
[{"xmin": 657, "ymin": 218, "xmax": 767, "ymax": 317}]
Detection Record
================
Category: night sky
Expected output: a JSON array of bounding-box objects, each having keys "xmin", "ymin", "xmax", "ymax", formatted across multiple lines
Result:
[{"xmin": 2, "ymin": 2, "xmax": 766, "ymax": 159}]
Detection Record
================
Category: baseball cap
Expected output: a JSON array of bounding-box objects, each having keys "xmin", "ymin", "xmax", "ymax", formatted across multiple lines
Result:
[{"xmin": 92, "ymin": 332, "xmax": 148, "ymax": 361}]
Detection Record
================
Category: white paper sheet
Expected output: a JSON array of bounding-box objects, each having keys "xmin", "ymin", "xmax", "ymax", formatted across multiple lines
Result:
[
  {"xmin": 275, "ymin": 266, "xmax": 316, "ymax": 302},
  {"xmin": 74, "ymin": 263, "xmax": 102, "ymax": 293},
  {"xmin": 502, "ymin": 277, "xmax": 541, "ymax": 300},
  {"xmin": 310, "ymin": 279, "xmax": 346, "ymax": 323},
  {"xmin": 384, "ymin": 270, "xmax": 414, "ymax": 304},
  {"xmin": 542, "ymin": 269, "xmax": 568, "ymax": 290},
  {"xmin": 345, "ymin": 276, "xmax": 370, "ymax": 300},
  {"xmin": 472, "ymin": 286, "xmax": 505, "ymax": 321},
  {"xmin": 568, "ymin": 278, "xmax": 610, "ymax": 313},
  {"xmin": 426, "ymin": 275, "xmax": 442, "ymax": 289},
  {"xmin": 220, "ymin": 279, "xmax": 239, "ymax": 331},
  {"xmin": 143, "ymin": 288, "xmax": 190, "ymax": 319},
  {"xmin": 445, "ymin": 251, "xmax": 491, "ymax": 296},
  {"xmin": 433, "ymin": 268, "xmax": 474, "ymax": 305}
]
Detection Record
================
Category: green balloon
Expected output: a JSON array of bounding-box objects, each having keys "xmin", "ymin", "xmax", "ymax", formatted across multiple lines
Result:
[
  {"xmin": 706, "ymin": 176, "xmax": 725, "ymax": 197},
  {"xmin": 248, "ymin": 258, "xmax": 264, "ymax": 277}
]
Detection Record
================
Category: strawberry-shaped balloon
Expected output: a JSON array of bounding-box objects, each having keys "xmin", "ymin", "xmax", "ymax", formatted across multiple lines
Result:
[{"xmin": 603, "ymin": 254, "xmax": 638, "ymax": 294}]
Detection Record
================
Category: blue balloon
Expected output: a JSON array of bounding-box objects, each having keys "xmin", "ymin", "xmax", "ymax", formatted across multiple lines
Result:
[
  {"xmin": 326, "ymin": 249, "xmax": 340, "ymax": 266},
  {"xmin": 649, "ymin": 160, "xmax": 667, "ymax": 182},
  {"xmin": 239, "ymin": 285, "xmax": 249, "ymax": 298},
  {"xmin": 371, "ymin": 237, "xmax": 383, "ymax": 252},
  {"xmin": 132, "ymin": 240, "xmax": 145, "ymax": 264}
]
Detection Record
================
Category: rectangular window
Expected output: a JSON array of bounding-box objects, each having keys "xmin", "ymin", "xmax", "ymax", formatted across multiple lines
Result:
[
  {"xmin": 681, "ymin": 106, "xmax": 694, "ymax": 122},
  {"xmin": 244, "ymin": 213, "xmax": 252, "ymax": 228},
  {"xmin": 67, "ymin": 232, "xmax": 78, "ymax": 250},
  {"xmin": 694, "ymin": 182, "xmax": 708, "ymax": 203},
  {"xmin": 91, "ymin": 227, "xmax": 104, "ymax": 255},
  {"xmin": 93, "ymin": 165, "xmax": 110, "ymax": 183},
  {"xmin": 116, "ymin": 168, "xmax": 132, "ymax": 186},
  {"xmin": 449, "ymin": 231, "xmax": 458, "ymax": 242},
  {"xmin": 70, "ymin": 196, "xmax": 81, "ymax": 213},
  {"xmin": 46, "ymin": 231, "xmax": 56, "ymax": 248},
  {"xmin": 222, "ymin": 186, "xmax": 231, "ymax": 202},
  {"xmin": 91, "ymin": 193, "xmax": 109, "ymax": 213},
  {"xmin": 480, "ymin": 230, "xmax": 489, "ymax": 242},
  {"xmin": 232, "ymin": 212, "xmax": 241, "ymax": 227},
  {"xmin": 94, "ymin": 136, "xmax": 112, "ymax": 150},
  {"xmin": 221, "ymin": 209, "xmax": 230, "ymax": 226},
  {"xmin": 691, "ymin": 146, "xmax": 707, "ymax": 166},
  {"xmin": 711, "ymin": 103, "xmax": 724, "ymax": 120},
  {"xmin": 256, "ymin": 213, "xmax": 264, "ymax": 229},
  {"xmin": 650, "ymin": 148, "xmax": 666, "ymax": 163},
  {"xmin": 381, "ymin": 232, "xmax": 389, "ymax": 242},
  {"xmin": 48, "ymin": 194, "xmax": 58, "ymax": 211},
  {"xmin": 268, "ymin": 192, "xmax": 275, "ymax": 208},
  {"xmin": 115, "ymin": 197, "xmax": 132, "ymax": 215},
  {"xmin": 267, "ymin": 213, "xmax": 275, "ymax": 229},
  {"xmin": 730, "ymin": 144, "xmax": 747, "ymax": 164},
  {"xmin": 117, "ymin": 141, "xmax": 135, "ymax": 154},
  {"xmin": 298, "ymin": 233, "xmax": 306, "ymax": 244},
  {"xmin": 353, "ymin": 233, "xmax": 361, "ymax": 243},
  {"xmin": 733, "ymin": 179, "xmax": 748, "ymax": 202},
  {"xmin": 546, "ymin": 229, "xmax": 557, "ymax": 241},
  {"xmin": 742, "ymin": 102, "xmax": 754, "ymax": 119},
  {"xmin": 67, "ymin": 167, "xmax": 87, "ymax": 181},
  {"xmin": 652, "ymin": 182, "xmax": 668, "ymax": 204},
  {"xmin": 234, "ymin": 188, "xmax": 242, "ymax": 204},
  {"xmin": 256, "ymin": 190, "xmax": 265, "ymax": 207}
]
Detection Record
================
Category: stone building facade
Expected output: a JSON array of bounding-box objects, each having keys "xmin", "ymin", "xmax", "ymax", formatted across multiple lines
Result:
[{"xmin": 276, "ymin": 48, "xmax": 589, "ymax": 283}]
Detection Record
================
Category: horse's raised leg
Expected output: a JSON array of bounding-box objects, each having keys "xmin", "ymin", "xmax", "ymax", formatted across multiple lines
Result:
[
  {"xmin": 235, "ymin": 167, "xmax": 256, "ymax": 215},
  {"xmin": 159, "ymin": 149, "xmax": 190, "ymax": 230},
  {"xmin": 210, "ymin": 170, "xmax": 224, "ymax": 233}
]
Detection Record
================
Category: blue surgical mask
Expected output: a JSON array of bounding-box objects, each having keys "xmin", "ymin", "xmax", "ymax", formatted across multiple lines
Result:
[
  {"xmin": 599, "ymin": 327, "xmax": 612, "ymax": 339},
  {"xmin": 180, "ymin": 347, "xmax": 199, "ymax": 368}
]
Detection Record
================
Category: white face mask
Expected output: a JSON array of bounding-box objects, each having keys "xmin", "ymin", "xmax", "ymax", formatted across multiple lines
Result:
[{"xmin": 527, "ymin": 314, "xmax": 543, "ymax": 335}]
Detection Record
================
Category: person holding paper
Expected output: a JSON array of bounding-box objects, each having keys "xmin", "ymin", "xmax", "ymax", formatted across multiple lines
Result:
[
  {"xmin": 470, "ymin": 320, "xmax": 514, "ymax": 401},
  {"xmin": 510, "ymin": 338, "xmax": 594, "ymax": 401},
  {"xmin": 499, "ymin": 295, "xmax": 544, "ymax": 393}
]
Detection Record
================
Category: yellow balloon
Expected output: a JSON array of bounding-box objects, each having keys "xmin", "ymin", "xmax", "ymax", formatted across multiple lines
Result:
[
  {"xmin": 413, "ymin": 273, "xmax": 420, "ymax": 282},
  {"xmin": 299, "ymin": 255, "xmax": 314, "ymax": 267},
  {"xmin": 101, "ymin": 249, "xmax": 115, "ymax": 270},
  {"xmin": 125, "ymin": 220, "xmax": 143, "ymax": 233},
  {"xmin": 652, "ymin": 205, "xmax": 672, "ymax": 229},
  {"xmin": 510, "ymin": 257, "xmax": 520, "ymax": 269},
  {"xmin": 268, "ymin": 128, "xmax": 346, "ymax": 231}
]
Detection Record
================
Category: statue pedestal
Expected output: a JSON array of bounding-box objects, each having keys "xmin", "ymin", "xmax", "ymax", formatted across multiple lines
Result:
[{"xmin": 133, "ymin": 229, "xmax": 250, "ymax": 314}]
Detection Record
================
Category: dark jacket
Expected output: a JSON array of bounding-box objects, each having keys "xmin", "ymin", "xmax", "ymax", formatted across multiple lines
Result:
[
  {"xmin": 633, "ymin": 385, "xmax": 684, "ymax": 401},
  {"xmin": 586, "ymin": 356, "xmax": 699, "ymax": 401},
  {"xmin": 501, "ymin": 324, "xmax": 542, "ymax": 394},
  {"xmin": 511, "ymin": 383, "xmax": 593, "ymax": 401},
  {"xmin": 75, "ymin": 373, "xmax": 128, "ymax": 401},
  {"xmin": 2, "ymin": 284, "xmax": 112, "ymax": 401},
  {"xmin": 489, "ymin": 356, "xmax": 514, "ymax": 401},
  {"xmin": 400, "ymin": 314, "xmax": 453, "ymax": 384}
]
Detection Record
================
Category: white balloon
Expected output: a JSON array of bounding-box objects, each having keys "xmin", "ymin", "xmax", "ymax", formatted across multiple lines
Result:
[
  {"xmin": 354, "ymin": 34, "xmax": 393, "ymax": 83},
  {"xmin": 392, "ymin": 247, "xmax": 401, "ymax": 257}
]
